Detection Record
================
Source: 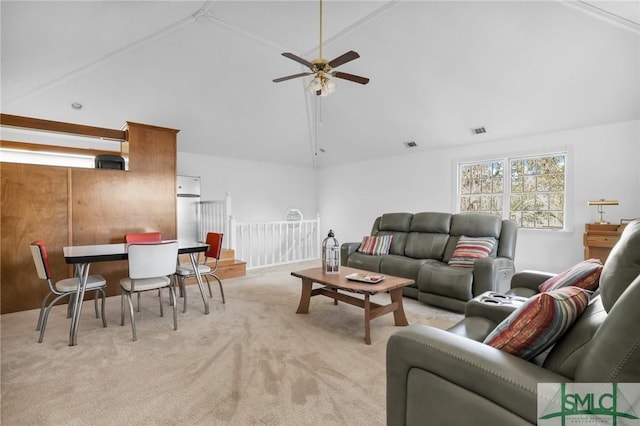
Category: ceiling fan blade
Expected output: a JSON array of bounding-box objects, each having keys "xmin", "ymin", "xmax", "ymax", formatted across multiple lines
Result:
[
  {"xmin": 281, "ymin": 52, "xmax": 314, "ymax": 69},
  {"xmin": 273, "ymin": 72, "xmax": 313, "ymax": 83},
  {"xmin": 331, "ymin": 71, "xmax": 370, "ymax": 85},
  {"xmin": 327, "ymin": 51, "xmax": 360, "ymax": 69}
]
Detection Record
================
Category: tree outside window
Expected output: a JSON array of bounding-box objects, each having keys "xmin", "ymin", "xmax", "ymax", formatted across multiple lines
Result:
[
  {"xmin": 458, "ymin": 153, "xmax": 566, "ymax": 230},
  {"xmin": 459, "ymin": 161, "xmax": 503, "ymax": 216}
]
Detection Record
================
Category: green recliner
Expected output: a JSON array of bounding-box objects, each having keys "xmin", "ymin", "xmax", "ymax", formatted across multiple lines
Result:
[{"xmin": 386, "ymin": 219, "xmax": 640, "ymax": 425}]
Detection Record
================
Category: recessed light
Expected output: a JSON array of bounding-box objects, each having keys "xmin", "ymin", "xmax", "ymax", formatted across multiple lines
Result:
[{"xmin": 71, "ymin": 102, "xmax": 83, "ymax": 110}]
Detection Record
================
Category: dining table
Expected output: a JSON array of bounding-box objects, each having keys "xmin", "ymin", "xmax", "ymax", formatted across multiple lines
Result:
[{"xmin": 63, "ymin": 240, "xmax": 209, "ymax": 346}]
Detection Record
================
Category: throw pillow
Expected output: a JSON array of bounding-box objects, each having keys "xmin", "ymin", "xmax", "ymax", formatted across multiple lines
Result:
[
  {"xmin": 538, "ymin": 258, "xmax": 603, "ymax": 293},
  {"xmin": 483, "ymin": 286, "xmax": 590, "ymax": 360},
  {"xmin": 448, "ymin": 236, "xmax": 496, "ymax": 268},
  {"xmin": 357, "ymin": 235, "xmax": 393, "ymax": 256}
]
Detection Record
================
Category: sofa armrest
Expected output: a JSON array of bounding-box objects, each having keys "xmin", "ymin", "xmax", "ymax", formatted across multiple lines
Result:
[
  {"xmin": 464, "ymin": 296, "xmax": 520, "ymax": 324},
  {"xmin": 340, "ymin": 242, "xmax": 361, "ymax": 266},
  {"xmin": 386, "ymin": 324, "xmax": 569, "ymax": 426},
  {"xmin": 510, "ymin": 270, "xmax": 555, "ymax": 292},
  {"xmin": 472, "ymin": 257, "xmax": 515, "ymax": 295}
]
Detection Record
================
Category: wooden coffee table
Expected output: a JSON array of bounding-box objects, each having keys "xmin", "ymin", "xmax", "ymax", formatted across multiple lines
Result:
[{"xmin": 290, "ymin": 266, "xmax": 414, "ymax": 344}]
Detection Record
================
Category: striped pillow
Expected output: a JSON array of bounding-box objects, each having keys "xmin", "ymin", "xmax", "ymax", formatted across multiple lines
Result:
[
  {"xmin": 538, "ymin": 258, "xmax": 603, "ymax": 293},
  {"xmin": 448, "ymin": 236, "xmax": 496, "ymax": 268},
  {"xmin": 357, "ymin": 235, "xmax": 393, "ymax": 256},
  {"xmin": 483, "ymin": 286, "xmax": 590, "ymax": 360}
]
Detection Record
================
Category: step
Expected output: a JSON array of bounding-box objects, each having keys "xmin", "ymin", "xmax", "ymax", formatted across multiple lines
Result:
[
  {"xmin": 178, "ymin": 248, "xmax": 235, "ymax": 266},
  {"xmin": 178, "ymin": 248, "xmax": 246, "ymax": 283}
]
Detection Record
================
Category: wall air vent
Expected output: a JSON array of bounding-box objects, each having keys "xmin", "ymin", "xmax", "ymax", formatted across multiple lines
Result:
[
  {"xmin": 472, "ymin": 126, "xmax": 487, "ymax": 135},
  {"xmin": 404, "ymin": 141, "xmax": 418, "ymax": 148}
]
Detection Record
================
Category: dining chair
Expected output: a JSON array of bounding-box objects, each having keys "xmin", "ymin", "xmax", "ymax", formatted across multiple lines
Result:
[
  {"xmin": 120, "ymin": 241, "xmax": 179, "ymax": 341},
  {"xmin": 125, "ymin": 232, "xmax": 162, "ymax": 244},
  {"xmin": 175, "ymin": 232, "xmax": 225, "ymax": 313},
  {"xmin": 30, "ymin": 240, "xmax": 107, "ymax": 343},
  {"xmin": 125, "ymin": 232, "xmax": 162, "ymax": 311}
]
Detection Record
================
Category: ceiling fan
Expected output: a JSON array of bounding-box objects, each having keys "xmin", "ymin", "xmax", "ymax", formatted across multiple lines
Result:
[{"xmin": 272, "ymin": 0, "xmax": 370, "ymax": 96}]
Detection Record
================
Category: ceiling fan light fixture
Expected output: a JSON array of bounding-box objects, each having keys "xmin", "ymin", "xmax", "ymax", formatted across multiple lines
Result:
[
  {"xmin": 307, "ymin": 76, "xmax": 323, "ymax": 93},
  {"xmin": 307, "ymin": 73, "xmax": 336, "ymax": 96},
  {"xmin": 325, "ymin": 78, "xmax": 337, "ymax": 93}
]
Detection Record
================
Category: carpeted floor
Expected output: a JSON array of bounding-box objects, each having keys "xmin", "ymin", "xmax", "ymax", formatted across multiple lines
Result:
[{"xmin": 1, "ymin": 261, "xmax": 462, "ymax": 425}]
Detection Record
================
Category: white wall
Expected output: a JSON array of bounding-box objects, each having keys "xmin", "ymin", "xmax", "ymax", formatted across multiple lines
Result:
[
  {"xmin": 317, "ymin": 120, "xmax": 640, "ymax": 273},
  {"xmin": 177, "ymin": 153, "xmax": 317, "ymax": 223},
  {"xmin": 179, "ymin": 120, "xmax": 638, "ymax": 273}
]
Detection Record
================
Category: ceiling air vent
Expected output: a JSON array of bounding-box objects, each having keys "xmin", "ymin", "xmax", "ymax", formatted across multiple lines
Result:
[
  {"xmin": 404, "ymin": 141, "xmax": 418, "ymax": 148},
  {"xmin": 471, "ymin": 126, "xmax": 487, "ymax": 135}
]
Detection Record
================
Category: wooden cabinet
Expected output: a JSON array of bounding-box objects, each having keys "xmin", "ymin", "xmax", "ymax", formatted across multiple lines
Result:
[{"xmin": 583, "ymin": 223, "xmax": 626, "ymax": 263}]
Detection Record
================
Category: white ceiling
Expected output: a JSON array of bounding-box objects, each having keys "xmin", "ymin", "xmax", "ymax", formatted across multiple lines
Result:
[{"xmin": 2, "ymin": 1, "xmax": 639, "ymax": 169}]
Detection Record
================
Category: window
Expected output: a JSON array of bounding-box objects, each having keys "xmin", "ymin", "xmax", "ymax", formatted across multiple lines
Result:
[
  {"xmin": 0, "ymin": 121, "xmax": 127, "ymax": 170},
  {"xmin": 459, "ymin": 161, "xmax": 504, "ymax": 216},
  {"xmin": 458, "ymin": 153, "xmax": 566, "ymax": 230},
  {"xmin": 0, "ymin": 149, "xmax": 96, "ymax": 168}
]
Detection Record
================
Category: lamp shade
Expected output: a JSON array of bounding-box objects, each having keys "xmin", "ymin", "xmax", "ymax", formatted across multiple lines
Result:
[
  {"xmin": 307, "ymin": 77, "xmax": 323, "ymax": 93},
  {"xmin": 588, "ymin": 199, "xmax": 619, "ymax": 206}
]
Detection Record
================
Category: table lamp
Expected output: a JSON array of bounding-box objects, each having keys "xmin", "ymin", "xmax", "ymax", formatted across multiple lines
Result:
[{"xmin": 588, "ymin": 199, "xmax": 619, "ymax": 224}]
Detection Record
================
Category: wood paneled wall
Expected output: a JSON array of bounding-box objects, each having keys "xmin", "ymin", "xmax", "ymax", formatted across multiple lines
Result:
[
  {"xmin": 1, "ymin": 165, "xmax": 70, "ymax": 313},
  {"xmin": 0, "ymin": 119, "xmax": 178, "ymax": 313}
]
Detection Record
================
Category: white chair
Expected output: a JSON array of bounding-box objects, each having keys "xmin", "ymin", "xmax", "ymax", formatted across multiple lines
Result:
[
  {"xmin": 176, "ymin": 232, "xmax": 225, "ymax": 313},
  {"xmin": 124, "ymin": 232, "xmax": 162, "ymax": 311},
  {"xmin": 30, "ymin": 240, "xmax": 107, "ymax": 343},
  {"xmin": 120, "ymin": 241, "xmax": 179, "ymax": 341}
]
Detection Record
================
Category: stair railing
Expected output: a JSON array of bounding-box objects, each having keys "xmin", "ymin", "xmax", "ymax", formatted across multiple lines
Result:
[{"xmin": 230, "ymin": 214, "xmax": 321, "ymax": 269}]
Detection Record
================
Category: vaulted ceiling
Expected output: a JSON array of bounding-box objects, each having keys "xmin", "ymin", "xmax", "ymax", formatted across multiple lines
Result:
[{"xmin": 2, "ymin": 1, "xmax": 639, "ymax": 168}]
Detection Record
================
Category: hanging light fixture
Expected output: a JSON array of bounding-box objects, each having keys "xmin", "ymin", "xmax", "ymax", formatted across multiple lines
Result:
[{"xmin": 306, "ymin": 72, "xmax": 336, "ymax": 96}]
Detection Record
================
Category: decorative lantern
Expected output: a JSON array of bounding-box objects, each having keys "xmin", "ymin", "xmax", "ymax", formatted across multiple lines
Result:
[{"xmin": 322, "ymin": 229, "xmax": 340, "ymax": 274}]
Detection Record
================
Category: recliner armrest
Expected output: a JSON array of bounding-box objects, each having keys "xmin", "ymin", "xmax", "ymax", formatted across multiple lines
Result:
[
  {"xmin": 340, "ymin": 242, "xmax": 361, "ymax": 266},
  {"xmin": 510, "ymin": 270, "xmax": 556, "ymax": 292},
  {"xmin": 464, "ymin": 296, "xmax": 520, "ymax": 324},
  {"xmin": 473, "ymin": 257, "xmax": 515, "ymax": 295},
  {"xmin": 387, "ymin": 324, "xmax": 568, "ymax": 425}
]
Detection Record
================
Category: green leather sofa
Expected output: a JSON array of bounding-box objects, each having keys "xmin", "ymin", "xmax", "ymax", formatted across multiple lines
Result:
[{"xmin": 341, "ymin": 212, "xmax": 518, "ymax": 312}]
